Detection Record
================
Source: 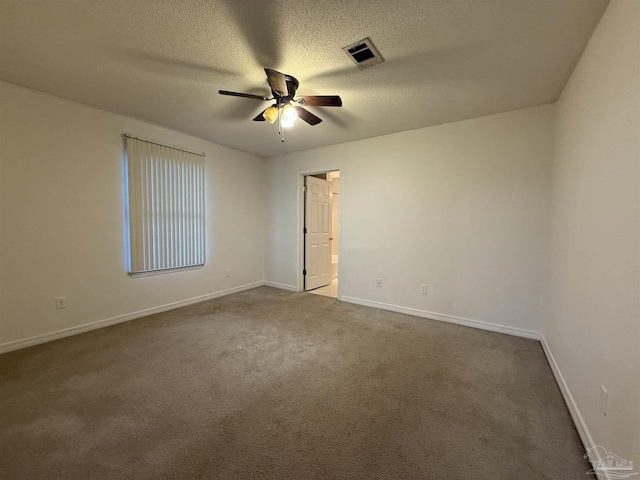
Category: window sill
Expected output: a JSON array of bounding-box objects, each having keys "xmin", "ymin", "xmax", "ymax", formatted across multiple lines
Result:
[{"xmin": 129, "ymin": 264, "xmax": 204, "ymax": 278}]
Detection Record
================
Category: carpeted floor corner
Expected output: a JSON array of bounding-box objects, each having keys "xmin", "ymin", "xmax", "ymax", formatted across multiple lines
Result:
[{"xmin": 0, "ymin": 286, "xmax": 590, "ymax": 479}]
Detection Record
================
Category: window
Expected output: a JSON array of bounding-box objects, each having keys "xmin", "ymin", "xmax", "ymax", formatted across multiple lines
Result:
[{"xmin": 124, "ymin": 135, "xmax": 205, "ymax": 275}]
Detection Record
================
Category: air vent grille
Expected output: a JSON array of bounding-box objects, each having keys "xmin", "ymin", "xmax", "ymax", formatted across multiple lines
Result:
[{"xmin": 342, "ymin": 37, "xmax": 384, "ymax": 69}]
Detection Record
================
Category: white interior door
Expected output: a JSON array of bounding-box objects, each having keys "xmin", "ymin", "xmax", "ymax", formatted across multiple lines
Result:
[{"xmin": 305, "ymin": 176, "xmax": 332, "ymax": 291}]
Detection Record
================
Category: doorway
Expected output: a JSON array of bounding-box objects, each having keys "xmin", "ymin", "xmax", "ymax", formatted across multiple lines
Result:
[{"xmin": 304, "ymin": 170, "xmax": 340, "ymax": 298}]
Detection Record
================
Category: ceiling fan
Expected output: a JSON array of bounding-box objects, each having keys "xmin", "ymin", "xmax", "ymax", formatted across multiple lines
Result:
[{"xmin": 219, "ymin": 68, "xmax": 342, "ymax": 141}]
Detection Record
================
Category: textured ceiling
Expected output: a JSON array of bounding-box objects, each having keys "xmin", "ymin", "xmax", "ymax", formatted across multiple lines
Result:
[{"xmin": 0, "ymin": 0, "xmax": 608, "ymax": 158}]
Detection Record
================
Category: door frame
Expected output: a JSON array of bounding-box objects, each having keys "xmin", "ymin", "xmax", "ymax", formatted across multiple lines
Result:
[{"xmin": 296, "ymin": 166, "xmax": 343, "ymax": 298}]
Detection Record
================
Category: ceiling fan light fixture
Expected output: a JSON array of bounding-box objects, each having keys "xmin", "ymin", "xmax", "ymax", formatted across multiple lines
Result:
[
  {"xmin": 263, "ymin": 105, "xmax": 278, "ymax": 124},
  {"xmin": 281, "ymin": 104, "xmax": 298, "ymax": 127}
]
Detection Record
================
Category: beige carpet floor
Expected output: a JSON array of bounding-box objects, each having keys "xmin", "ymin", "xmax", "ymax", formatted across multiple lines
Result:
[{"xmin": 0, "ymin": 286, "xmax": 589, "ymax": 479}]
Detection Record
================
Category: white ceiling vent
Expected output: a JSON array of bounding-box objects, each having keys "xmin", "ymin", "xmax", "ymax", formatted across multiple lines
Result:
[{"xmin": 342, "ymin": 37, "xmax": 384, "ymax": 69}]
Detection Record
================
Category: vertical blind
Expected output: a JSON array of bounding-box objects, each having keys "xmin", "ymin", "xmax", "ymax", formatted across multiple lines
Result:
[{"xmin": 125, "ymin": 135, "xmax": 205, "ymax": 275}]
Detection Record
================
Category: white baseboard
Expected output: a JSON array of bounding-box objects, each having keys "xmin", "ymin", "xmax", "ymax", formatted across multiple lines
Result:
[
  {"xmin": 340, "ymin": 295, "xmax": 541, "ymax": 340},
  {"xmin": 264, "ymin": 281, "xmax": 298, "ymax": 292},
  {"xmin": 540, "ymin": 334, "xmax": 603, "ymax": 479},
  {"xmin": 0, "ymin": 281, "xmax": 265, "ymax": 354}
]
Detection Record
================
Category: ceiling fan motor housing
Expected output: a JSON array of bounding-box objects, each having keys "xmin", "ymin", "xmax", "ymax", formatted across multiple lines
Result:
[{"xmin": 281, "ymin": 74, "xmax": 299, "ymax": 99}]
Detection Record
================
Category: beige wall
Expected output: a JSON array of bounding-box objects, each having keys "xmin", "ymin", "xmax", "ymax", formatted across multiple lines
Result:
[
  {"xmin": 545, "ymin": 0, "xmax": 640, "ymax": 464},
  {"xmin": 0, "ymin": 81, "xmax": 265, "ymax": 350},
  {"xmin": 265, "ymin": 104, "xmax": 554, "ymax": 336}
]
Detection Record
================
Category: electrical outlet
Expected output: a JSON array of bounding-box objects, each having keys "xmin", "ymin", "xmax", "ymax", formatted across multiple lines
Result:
[
  {"xmin": 225, "ymin": 269, "xmax": 231, "ymax": 278},
  {"xmin": 375, "ymin": 278, "xmax": 382, "ymax": 288},
  {"xmin": 599, "ymin": 385, "xmax": 608, "ymax": 416},
  {"xmin": 421, "ymin": 284, "xmax": 428, "ymax": 295},
  {"xmin": 55, "ymin": 297, "xmax": 67, "ymax": 309}
]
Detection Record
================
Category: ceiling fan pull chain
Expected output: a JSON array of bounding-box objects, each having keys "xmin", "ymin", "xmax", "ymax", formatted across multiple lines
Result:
[{"xmin": 278, "ymin": 100, "xmax": 285, "ymax": 142}]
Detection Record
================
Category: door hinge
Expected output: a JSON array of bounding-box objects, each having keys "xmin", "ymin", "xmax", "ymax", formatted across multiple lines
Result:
[
  {"xmin": 303, "ymin": 185, "xmax": 307, "ymax": 192},
  {"xmin": 303, "ymin": 227, "xmax": 307, "ymax": 234},
  {"xmin": 303, "ymin": 269, "xmax": 307, "ymax": 275}
]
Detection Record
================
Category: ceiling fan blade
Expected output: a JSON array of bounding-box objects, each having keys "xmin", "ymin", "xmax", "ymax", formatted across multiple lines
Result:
[
  {"xmin": 253, "ymin": 108, "xmax": 267, "ymax": 121},
  {"xmin": 219, "ymin": 90, "xmax": 270, "ymax": 101},
  {"xmin": 294, "ymin": 106, "xmax": 322, "ymax": 126},
  {"xmin": 298, "ymin": 95, "xmax": 343, "ymax": 107},
  {"xmin": 264, "ymin": 68, "xmax": 288, "ymax": 96}
]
